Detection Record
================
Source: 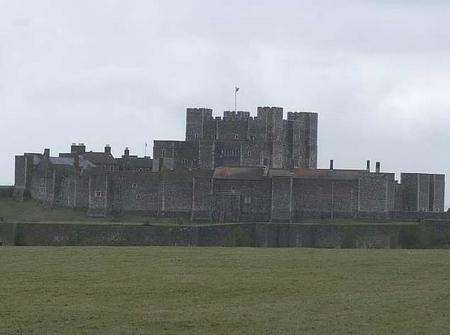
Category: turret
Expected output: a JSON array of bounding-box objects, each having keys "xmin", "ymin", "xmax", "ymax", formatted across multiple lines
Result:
[
  {"xmin": 104, "ymin": 145, "xmax": 111, "ymax": 155},
  {"xmin": 185, "ymin": 108, "xmax": 213, "ymax": 141},
  {"xmin": 286, "ymin": 112, "xmax": 318, "ymax": 169}
]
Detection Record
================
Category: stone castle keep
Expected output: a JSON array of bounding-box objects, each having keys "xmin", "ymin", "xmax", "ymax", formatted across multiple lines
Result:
[{"xmin": 13, "ymin": 107, "xmax": 445, "ymax": 222}]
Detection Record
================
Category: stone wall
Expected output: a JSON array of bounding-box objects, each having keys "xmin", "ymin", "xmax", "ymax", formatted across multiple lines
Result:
[
  {"xmin": 212, "ymin": 179, "xmax": 271, "ymax": 222},
  {"xmin": 418, "ymin": 174, "xmax": 431, "ymax": 211},
  {"xmin": 432, "ymin": 174, "xmax": 445, "ymax": 212},
  {"xmin": 359, "ymin": 173, "xmax": 395, "ymax": 212},
  {"xmin": 291, "ymin": 179, "xmax": 360, "ymax": 218},
  {"xmin": 271, "ymin": 177, "xmax": 292, "ymax": 222},
  {"xmin": 3, "ymin": 221, "xmax": 450, "ymax": 248},
  {"xmin": 191, "ymin": 176, "xmax": 212, "ymax": 220},
  {"xmin": 400, "ymin": 173, "xmax": 446, "ymax": 212},
  {"xmin": 162, "ymin": 170, "xmax": 194, "ymax": 215},
  {"xmin": 111, "ymin": 171, "xmax": 160, "ymax": 214}
]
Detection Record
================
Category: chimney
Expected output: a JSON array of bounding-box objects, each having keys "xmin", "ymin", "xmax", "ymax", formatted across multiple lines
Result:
[
  {"xmin": 124, "ymin": 147, "xmax": 130, "ymax": 157},
  {"xmin": 104, "ymin": 144, "xmax": 111, "ymax": 155},
  {"xmin": 376, "ymin": 162, "xmax": 380, "ymax": 173},
  {"xmin": 366, "ymin": 160, "xmax": 371, "ymax": 172},
  {"xmin": 43, "ymin": 148, "xmax": 50, "ymax": 159},
  {"xmin": 329, "ymin": 159, "xmax": 334, "ymax": 170},
  {"xmin": 71, "ymin": 143, "xmax": 86, "ymax": 154}
]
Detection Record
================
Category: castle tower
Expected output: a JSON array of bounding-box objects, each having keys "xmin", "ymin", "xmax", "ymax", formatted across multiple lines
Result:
[
  {"xmin": 256, "ymin": 107, "xmax": 284, "ymax": 168},
  {"xmin": 287, "ymin": 112, "xmax": 318, "ymax": 169},
  {"xmin": 185, "ymin": 108, "xmax": 213, "ymax": 141}
]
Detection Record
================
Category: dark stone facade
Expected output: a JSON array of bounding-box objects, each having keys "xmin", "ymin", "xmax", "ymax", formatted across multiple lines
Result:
[{"xmin": 12, "ymin": 107, "xmax": 446, "ymax": 221}]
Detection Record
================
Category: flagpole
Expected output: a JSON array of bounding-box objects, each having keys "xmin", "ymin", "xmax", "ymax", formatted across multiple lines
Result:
[{"xmin": 234, "ymin": 86, "xmax": 239, "ymax": 112}]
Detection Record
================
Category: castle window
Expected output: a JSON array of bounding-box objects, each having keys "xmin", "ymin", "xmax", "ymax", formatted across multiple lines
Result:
[
  {"xmin": 136, "ymin": 193, "xmax": 142, "ymax": 200},
  {"xmin": 248, "ymin": 151, "xmax": 251, "ymax": 157},
  {"xmin": 244, "ymin": 195, "xmax": 251, "ymax": 204},
  {"xmin": 234, "ymin": 134, "xmax": 238, "ymax": 139},
  {"xmin": 131, "ymin": 183, "xmax": 138, "ymax": 189},
  {"xmin": 95, "ymin": 191, "xmax": 104, "ymax": 197}
]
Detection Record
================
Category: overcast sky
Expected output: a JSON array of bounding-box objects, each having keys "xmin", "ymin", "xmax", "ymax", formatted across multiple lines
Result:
[{"xmin": 1, "ymin": 1, "xmax": 450, "ymax": 206}]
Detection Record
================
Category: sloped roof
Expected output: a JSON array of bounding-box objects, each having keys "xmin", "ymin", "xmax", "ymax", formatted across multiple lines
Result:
[
  {"xmin": 81, "ymin": 152, "xmax": 115, "ymax": 165},
  {"xmin": 115, "ymin": 157, "xmax": 153, "ymax": 169},
  {"xmin": 267, "ymin": 168, "xmax": 368, "ymax": 179},
  {"xmin": 49, "ymin": 157, "xmax": 74, "ymax": 166},
  {"xmin": 213, "ymin": 166, "xmax": 267, "ymax": 180},
  {"xmin": 47, "ymin": 157, "xmax": 95, "ymax": 170},
  {"xmin": 292, "ymin": 168, "xmax": 366, "ymax": 178},
  {"xmin": 268, "ymin": 169, "xmax": 294, "ymax": 177}
]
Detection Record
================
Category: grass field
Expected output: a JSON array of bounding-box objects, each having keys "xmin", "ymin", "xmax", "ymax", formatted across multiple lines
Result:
[{"xmin": 1, "ymin": 247, "xmax": 450, "ymax": 334}]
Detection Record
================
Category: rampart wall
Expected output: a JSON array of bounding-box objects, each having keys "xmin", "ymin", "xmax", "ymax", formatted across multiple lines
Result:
[{"xmin": 2, "ymin": 221, "xmax": 450, "ymax": 249}]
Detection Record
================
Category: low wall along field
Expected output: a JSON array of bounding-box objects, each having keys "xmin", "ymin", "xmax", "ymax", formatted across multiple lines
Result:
[{"xmin": 2, "ymin": 221, "xmax": 450, "ymax": 248}]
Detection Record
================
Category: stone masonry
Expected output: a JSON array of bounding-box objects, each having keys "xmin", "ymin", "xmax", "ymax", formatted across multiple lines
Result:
[{"xmin": 13, "ymin": 106, "xmax": 446, "ymax": 222}]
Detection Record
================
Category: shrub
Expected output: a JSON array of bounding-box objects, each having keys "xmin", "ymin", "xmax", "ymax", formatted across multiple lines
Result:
[{"xmin": 398, "ymin": 226, "xmax": 422, "ymax": 249}]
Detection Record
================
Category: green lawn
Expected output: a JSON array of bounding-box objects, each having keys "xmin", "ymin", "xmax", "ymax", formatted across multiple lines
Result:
[{"xmin": 1, "ymin": 247, "xmax": 449, "ymax": 334}]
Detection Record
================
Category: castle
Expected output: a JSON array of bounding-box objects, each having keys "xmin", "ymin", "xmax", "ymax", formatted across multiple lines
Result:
[{"xmin": 13, "ymin": 107, "xmax": 446, "ymax": 222}]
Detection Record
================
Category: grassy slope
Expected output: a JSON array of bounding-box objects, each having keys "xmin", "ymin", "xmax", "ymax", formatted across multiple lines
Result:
[
  {"xmin": 0, "ymin": 198, "xmax": 176, "ymax": 225},
  {"xmin": 0, "ymin": 247, "xmax": 449, "ymax": 334},
  {"xmin": 0, "ymin": 198, "xmax": 416, "ymax": 226}
]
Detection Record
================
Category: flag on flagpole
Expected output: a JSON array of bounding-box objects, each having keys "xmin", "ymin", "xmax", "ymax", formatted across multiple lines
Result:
[{"xmin": 235, "ymin": 87, "xmax": 239, "ymax": 93}]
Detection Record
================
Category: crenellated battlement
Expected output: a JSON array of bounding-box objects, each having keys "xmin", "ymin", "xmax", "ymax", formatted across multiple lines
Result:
[{"xmin": 184, "ymin": 106, "xmax": 318, "ymax": 170}]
